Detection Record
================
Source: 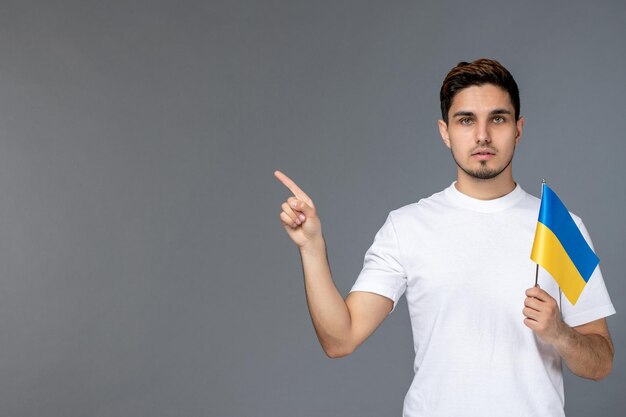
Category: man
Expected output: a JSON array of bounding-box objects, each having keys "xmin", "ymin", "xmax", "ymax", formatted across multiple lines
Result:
[{"xmin": 274, "ymin": 59, "xmax": 615, "ymax": 416}]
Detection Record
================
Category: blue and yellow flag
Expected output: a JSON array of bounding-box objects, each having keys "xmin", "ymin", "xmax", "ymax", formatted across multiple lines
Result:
[{"xmin": 530, "ymin": 183, "xmax": 599, "ymax": 305}]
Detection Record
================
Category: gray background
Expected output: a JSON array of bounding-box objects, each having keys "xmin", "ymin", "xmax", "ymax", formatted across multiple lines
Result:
[{"xmin": 0, "ymin": 0, "xmax": 623, "ymax": 416}]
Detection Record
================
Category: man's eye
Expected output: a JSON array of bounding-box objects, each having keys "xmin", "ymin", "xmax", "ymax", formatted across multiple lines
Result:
[
  {"xmin": 460, "ymin": 118, "xmax": 473, "ymax": 125},
  {"xmin": 493, "ymin": 116, "xmax": 505, "ymax": 124}
]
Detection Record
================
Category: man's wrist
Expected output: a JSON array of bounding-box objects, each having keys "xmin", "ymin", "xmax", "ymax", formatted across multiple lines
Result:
[
  {"xmin": 299, "ymin": 236, "xmax": 326, "ymax": 256},
  {"xmin": 550, "ymin": 321, "xmax": 575, "ymax": 351}
]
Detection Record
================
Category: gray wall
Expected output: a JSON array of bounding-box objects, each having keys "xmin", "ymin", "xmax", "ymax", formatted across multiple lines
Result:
[{"xmin": 0, "ymin": 0, "xmax": 623, "ymax": 416}]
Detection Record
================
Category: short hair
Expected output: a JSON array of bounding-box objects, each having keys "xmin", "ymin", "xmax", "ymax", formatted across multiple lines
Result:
[{"xmin": 439, "ymin": 58, "xmax": 520, "ymax": 124}]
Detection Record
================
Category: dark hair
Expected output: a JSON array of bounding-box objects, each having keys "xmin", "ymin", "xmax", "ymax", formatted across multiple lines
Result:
[{"xmin": 440, "ymin": 58, "xmax": 520, "ymax": 123}]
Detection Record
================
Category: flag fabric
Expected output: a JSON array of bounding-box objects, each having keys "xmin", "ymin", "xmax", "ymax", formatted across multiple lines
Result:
[{"xmin": 530, "ymin": 183, "xmax": 599, "ymax": 305}]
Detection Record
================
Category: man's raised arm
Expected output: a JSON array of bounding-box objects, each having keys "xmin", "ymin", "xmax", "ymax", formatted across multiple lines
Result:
[{"xmin": 274, "ymin": 170, "xmax": 392, "ymax": 358}]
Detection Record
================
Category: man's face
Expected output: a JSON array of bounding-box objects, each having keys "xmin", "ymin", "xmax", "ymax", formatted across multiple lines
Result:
[{"xmin": 438, "ymin": 84, "xmax": 524, "ymax": 181}]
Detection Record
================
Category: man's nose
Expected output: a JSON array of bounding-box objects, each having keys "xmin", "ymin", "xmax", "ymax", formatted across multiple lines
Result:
[{"xmin": 476, "ymin": 121, "xmax": 491, "ymax": 143}]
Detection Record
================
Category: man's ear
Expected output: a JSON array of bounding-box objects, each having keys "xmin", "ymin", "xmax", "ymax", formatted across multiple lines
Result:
[
  {"xmin": 515, "ymin": 116, "xmax": 525, "ymax": 145},
  {"xmin": 438, "ymin": 119, "xmax": 451, "ymax": 149}
]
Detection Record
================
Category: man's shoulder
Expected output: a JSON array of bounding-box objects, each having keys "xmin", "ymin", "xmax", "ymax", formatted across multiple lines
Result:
[
  {"xmin": 388, "ymin": 186, "xmax": 453, "ymax": 220},
  {"xmin": 516, "ymin": 187, "xmax": 541, "ymax": 210},
  {"xmin": 518, "ymin": 186, "xmax": 585, "ymax": 225}
]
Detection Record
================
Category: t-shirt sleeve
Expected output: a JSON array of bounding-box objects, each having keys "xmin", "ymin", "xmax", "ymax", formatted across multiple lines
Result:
[
  {"xmin": 560, "ymin": 220, "xmax": 616, "ymax": 327},
  {"xmin": 349, "ymin": 213, "xmax": 407, "ymax": 313}
]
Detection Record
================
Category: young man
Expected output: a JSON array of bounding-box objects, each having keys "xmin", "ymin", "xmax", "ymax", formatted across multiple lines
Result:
[{"xmin": 274, "ymin": 59, "xmax": 615, "ymax": 416}]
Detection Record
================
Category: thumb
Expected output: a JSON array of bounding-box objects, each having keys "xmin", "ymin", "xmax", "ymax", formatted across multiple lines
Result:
[{"xmin": 290, "ymin": 199, "xmax": 316, "ymax": 217}]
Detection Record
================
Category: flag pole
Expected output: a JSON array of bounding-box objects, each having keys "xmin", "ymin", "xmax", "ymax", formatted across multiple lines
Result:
[
  {"xmin": 534, "ymin": 264, "xmax": 539, "ymax": 287},
  {"xmin": 534, "ymin": 178, "xmax": 547, "ymax": 287}
]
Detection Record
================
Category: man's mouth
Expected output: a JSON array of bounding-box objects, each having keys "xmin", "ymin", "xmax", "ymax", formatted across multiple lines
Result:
[
  {"xmin": 472, "ymin": 148, "xmax": 496, "ymax": 156},
  {"xmin": 472, "ymin": 149, "xmax": 496, "ymax": 160}
]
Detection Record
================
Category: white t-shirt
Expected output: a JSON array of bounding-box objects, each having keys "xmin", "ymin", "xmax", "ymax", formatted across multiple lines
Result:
[{"xmin": 350, "ymin": 182, "xmax": 615, "ymax": 417}]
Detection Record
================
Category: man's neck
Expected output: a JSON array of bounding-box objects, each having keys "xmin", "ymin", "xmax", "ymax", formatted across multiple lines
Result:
[{"xmin": 454, "ymin": 171, "xmax": 517, "ymax": 200}]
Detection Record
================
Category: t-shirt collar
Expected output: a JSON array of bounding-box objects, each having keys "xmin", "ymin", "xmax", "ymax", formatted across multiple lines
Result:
[{"xmin": 444, "ymin": 181, "xmax": 526, "ymax": 213}]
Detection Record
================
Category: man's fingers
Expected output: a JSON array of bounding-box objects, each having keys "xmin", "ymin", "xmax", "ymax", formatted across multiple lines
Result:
[
  {"xmin": 522, "ymin": 307, "xmax": 540, "ymax": 321},
  {"xmin": 524, "ymin": 297, "xmax": 542, "ymax": 311},
  {"xmin": 281, "ymin": 202, "xmax": 304, "ymax": 225},
  {"xmin": 274, "ymin": 170, "xmax": 313, "ymax": 205},
  {"xmin": 523, "ymin": 318, "xmax": 539, "ymax": 329},
  {"xmin": 279, "ymin": 211, "xmax": 298, "ymax": 229},
  {"xmin": 287, "ymin": 197, "xmax": 315, "ymax": 217},
  {"xmin": 525, "ymin": 286, "xmax": 549, "ymax": 302}
]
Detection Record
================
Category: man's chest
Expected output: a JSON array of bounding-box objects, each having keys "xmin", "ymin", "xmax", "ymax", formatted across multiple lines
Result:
[{"xmin": 397, "ymin": 211, "xmax": 541, "ymax": 306}]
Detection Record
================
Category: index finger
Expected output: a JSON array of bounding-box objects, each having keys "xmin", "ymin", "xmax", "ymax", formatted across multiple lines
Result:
[
  {"xmin": 274, "ymin": 170, "xmax": 311, "ymax": 200},
  {"xmin": 525, "ymin": 286, "xmax": 549, "ymax": 301}
]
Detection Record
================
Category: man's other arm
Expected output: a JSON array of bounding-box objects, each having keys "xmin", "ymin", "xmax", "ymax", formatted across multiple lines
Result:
[
  {"xmin": 523, "ymin": 286, "xmax": 614, "ymax": 381},
  {"xmin": 556, "ymin": 318, "xmax": 614, "ymax": 381}
]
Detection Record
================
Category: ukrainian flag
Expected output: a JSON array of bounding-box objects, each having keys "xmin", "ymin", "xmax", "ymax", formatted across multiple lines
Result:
[{"xmin": 530, "ymin": 183, "xmax": 599, "ymax": 305}]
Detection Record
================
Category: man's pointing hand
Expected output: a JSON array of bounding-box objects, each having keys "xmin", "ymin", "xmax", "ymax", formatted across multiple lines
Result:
[{"xmin": 274, "ymin": 170, "xmax": 323, "ymax": 249}]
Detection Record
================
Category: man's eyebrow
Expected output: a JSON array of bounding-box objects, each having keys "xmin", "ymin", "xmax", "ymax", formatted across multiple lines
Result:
[
  {"xmin": 452, "ymin": 111, "xmax": 475, "ymax": 118},
  {"xmin": 489, "ymin": 108, "xmax": 512, "ymax": 115},
  {"xmin": 452, "ymin": 109, "xmax": 512, "ymax": 118}
]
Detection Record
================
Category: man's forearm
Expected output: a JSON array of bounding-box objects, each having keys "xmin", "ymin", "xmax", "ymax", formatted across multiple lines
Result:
[
  {"xmin": 299, "ymin": 237, "xmax": 353, "ymax": 357},
  {"xmin": 523, "ymin": 286, "xmax": 614, "ymax": 381},
  {"xmin": 554, "ymin": 325, "xmax": 614, "ymax": 381}
]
